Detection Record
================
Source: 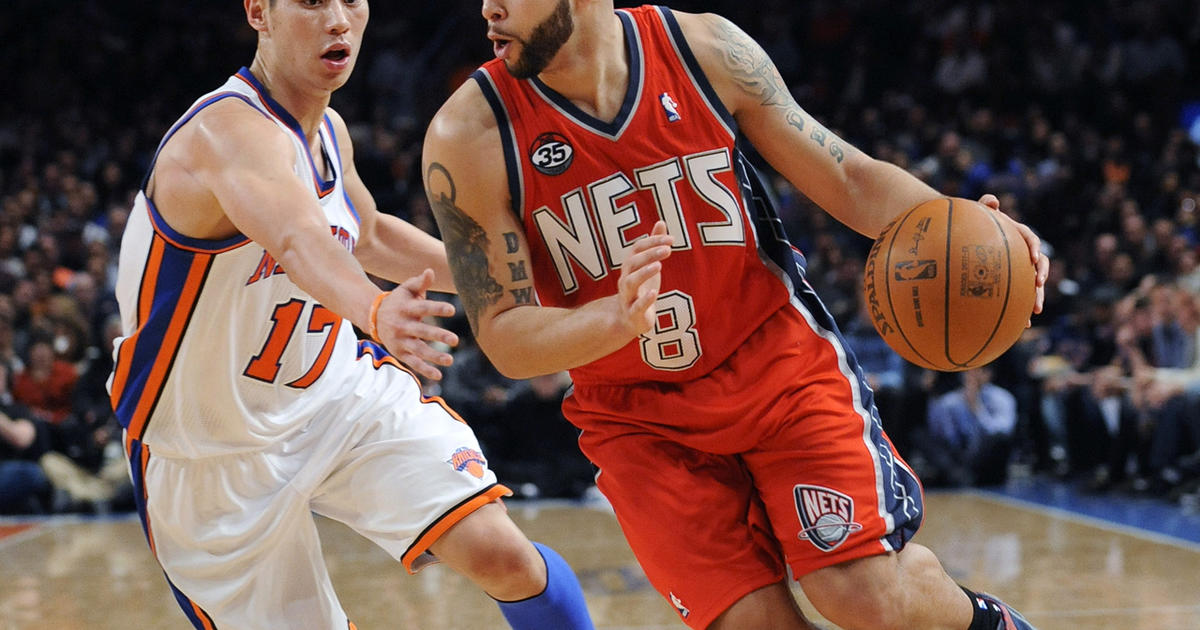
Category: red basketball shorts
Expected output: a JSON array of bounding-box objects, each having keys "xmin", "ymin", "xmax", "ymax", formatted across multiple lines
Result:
[{"xmin": 565, "ymin": 298, "xmax": 925, "ymax": 629}]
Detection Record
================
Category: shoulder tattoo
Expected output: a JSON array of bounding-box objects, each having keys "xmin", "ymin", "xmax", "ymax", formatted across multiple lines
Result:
[
  {"xmin": 425, "ymin": 162, "xmax": 505, "ymax": 332},
  {"xmin": 710, "ymin": 17, "xmax": 792, "ymax": 108},
  {"xmin": 711, "ymin": 17, "xmax": 847, "ymax": 164}
]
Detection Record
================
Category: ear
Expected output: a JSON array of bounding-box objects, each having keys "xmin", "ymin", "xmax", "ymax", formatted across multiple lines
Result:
[{"xmin": 245, "ymin": 0, "xmax": 268, "ymax": 33}]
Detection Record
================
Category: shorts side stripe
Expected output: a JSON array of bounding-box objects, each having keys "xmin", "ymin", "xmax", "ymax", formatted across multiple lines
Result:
[
  {"xmin": 126, "ymin": 438, "xmax": 219, "ymax": 629},
  {"xmin": 786, "ymin": 272, "xmax": 924, "ymax": 547},
  {"xmin": 401, "ymin": 484, "xmax": 512, "ymax": 573}
]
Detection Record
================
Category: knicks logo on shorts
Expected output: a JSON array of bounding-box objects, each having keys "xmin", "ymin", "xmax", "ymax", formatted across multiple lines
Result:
[
  {"xmin": 793, "ymin": 484, "xmax": 863, "ymax": 552},
  {"xmin": 448, "ymin": 447, "xmax": 487, "ymax": 479}
]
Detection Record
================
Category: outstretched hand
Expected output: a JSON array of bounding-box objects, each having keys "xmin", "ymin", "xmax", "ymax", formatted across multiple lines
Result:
[
  {"xmin": 616, "ymin": 221, "xmax": 673, "ymax": 337},
  {"xmin": 978, "ymin": 194, "xmax": 1049, "ymax": 324},
  {"xmin": 374, "ymin": 269, "xmax": 459, "ymax": 380}
]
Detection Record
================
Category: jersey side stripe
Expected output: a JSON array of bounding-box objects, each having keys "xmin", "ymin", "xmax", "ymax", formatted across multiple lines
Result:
[
  {"xmin": 116, "ymin": 240, "xmax": 214, "ymax": 446},
  {"xmin": 126, "ymin": 439, "xmax": 219, "ymax": 630},
  {"xmin": 110, "ymin": 236, "xmax": 166, "ymax": 409}
]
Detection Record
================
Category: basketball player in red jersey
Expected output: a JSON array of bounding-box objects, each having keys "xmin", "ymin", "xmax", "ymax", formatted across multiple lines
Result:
[{"xmin": 423, "ymin": 2, "xmax": 1048, "ymax": 629}]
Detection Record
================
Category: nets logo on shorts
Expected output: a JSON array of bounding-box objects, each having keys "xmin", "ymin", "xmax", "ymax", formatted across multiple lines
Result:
[
  {"xmin": 793, "ymin": 484, "xmax": 863, "ymax": 552},
  {"xmin": 448, "ymin": 447, "xmax": 487, "ymax": 479}
]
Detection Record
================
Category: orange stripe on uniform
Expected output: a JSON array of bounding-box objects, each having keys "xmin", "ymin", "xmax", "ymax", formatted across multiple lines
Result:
[
  {"xmin": 124, "ymin": 253, "xmax": 211, "ymax": 448},
  {"xmin": 189, "ymin": 601, "xmax": 216, "ymax": 630},
  {"xmin": 138, "ymin": 444, "xmax": 158, "ymax": 557},
  {"xmin": 139, "ymin": 237, "xmax": 165, "ymax": 325},
  {"xmin": 401, "ymin": 485, "xmax": 512, "ymax": 573},
  {"xmin": 110, "ymin": 237, "xmax": 167, "ymax": 408},
  {"xmin": 359, "ymin": 343, "xmax": 470, "ymax": 425}
]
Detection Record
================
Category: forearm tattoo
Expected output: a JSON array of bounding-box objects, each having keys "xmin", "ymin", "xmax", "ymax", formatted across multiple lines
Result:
[
  {"xmin": 712, "ymin": 17, "xmax": 846, "ymax": 164},
  {"xmin": 425, "ymin": 162, "xmax": 504, "ymax": 333}
]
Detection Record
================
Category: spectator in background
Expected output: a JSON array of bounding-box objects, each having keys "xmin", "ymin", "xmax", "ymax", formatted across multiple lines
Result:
[
  {"xmin": 492, "ymin": 372, "xmax": 594, "ymax": 500},
  {"xmin": 12, "ymin": 335, "xmax": 77, "ymax": 425},
  {"xmin": 0, "ymin": 363, "xmax": 51, "ymax": 514},
  {"xmin": 841, "ymin": 298, "xmax": 917, "ymax": 455},
  {"xmin": 1120, "ymin": 285, "xmax": 1200, "ymax": 495},
  {"xmin": 438, "ymin": 314, "xmax": 520, "ymax": 455},
  {"xmin": 0, "ymin": 0, "xmax": 1195, "ymax": 518},
  {"xmin": 0, "ymin": 298, "xmax": 23, "ymax": 374},
  {"xmin": 924, "ymin": 365, "xmax": 1019, "ymax": 486}
]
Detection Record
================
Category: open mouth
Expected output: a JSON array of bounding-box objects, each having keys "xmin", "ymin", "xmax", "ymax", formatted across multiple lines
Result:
[
  {"xmin": 322, "ymin": 46, "xmax": 350, "ymax": 62},
  {"xmin": 488, "ymin": 29, "xmax": 515, "ymax": 59}
]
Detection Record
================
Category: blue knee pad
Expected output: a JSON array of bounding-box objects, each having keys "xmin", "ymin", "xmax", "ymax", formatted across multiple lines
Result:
[{"xmin": 496, "ymin": 542, "xmax": 594, "ymax": 630}]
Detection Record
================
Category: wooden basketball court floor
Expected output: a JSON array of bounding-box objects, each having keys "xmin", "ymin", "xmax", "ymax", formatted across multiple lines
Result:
[{"xmin": 2, "ymin": 487, "xmax": 1199, "ymax": 629}]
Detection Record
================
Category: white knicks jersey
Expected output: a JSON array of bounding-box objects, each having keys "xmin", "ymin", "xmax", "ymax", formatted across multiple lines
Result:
[{"xmin": 109, "ymin": 68, "xmax": 363, "ymax": 458}]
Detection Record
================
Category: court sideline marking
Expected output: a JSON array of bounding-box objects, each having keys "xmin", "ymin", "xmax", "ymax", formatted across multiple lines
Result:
[{"xmin": 968, "ymin": 488, "xmax": 1200, "ymax": 553}]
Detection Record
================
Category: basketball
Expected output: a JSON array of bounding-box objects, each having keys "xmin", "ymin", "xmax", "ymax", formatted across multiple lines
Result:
[{"xmin": 862, "ymin": 197, "xmax": 1036, "ymax": 371}]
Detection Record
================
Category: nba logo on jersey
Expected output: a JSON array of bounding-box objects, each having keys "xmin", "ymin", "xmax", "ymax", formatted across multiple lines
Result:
[
  {"xmin": 793, "ymin": 484, "xmax": 863, "ymax": 551},
  {"xmin": 659, "ymin": 92, "xmax": 681, "ymax": 122}
]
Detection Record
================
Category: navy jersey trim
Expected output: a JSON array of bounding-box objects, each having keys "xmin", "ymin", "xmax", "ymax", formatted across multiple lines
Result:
[
  {"xmin": 141, "ymin": 92, "xmax": 263, "ymax": 191},
  {"xmin": 145, "ymin": 196, "xmax": 250, "ymax": 253},
  {"xmin": 323, "ymin": 113, "xmax": 360, "ymax": 225},
  {"xmin": 235, "ymin": 67, "xmax": 337, "ymax": 196},
  {"xmin": 471, "ymin": 69, "xmax": 525, "ymax": 219},
  {"xmin": 528, "ymin": 10, "xmax": 643, "ymax": 140},
  {"xmin": 656, "ymin": 6, "xmax": 738, "ymax": 136}
]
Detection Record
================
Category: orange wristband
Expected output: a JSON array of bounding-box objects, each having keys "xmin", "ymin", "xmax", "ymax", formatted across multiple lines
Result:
[{"xmin": 368, "ymin": 291, "xmax": 390, "ymax": 343}]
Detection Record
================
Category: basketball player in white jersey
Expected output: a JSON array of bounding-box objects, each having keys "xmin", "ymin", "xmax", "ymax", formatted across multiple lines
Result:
[{"xmin": 108, "ymin": 1, "xmax": 594, "ymax": 628}]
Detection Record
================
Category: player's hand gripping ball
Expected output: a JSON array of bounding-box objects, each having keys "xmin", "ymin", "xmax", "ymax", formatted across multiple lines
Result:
[{"xmin": 862, "ymin": 197, "xmax": 1036, "ymax": 371}]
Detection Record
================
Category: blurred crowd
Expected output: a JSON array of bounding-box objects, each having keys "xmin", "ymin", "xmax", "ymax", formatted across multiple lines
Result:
[{"xmin": 2, "ymin": 0, "xmax": 1199, "ymax": 514}]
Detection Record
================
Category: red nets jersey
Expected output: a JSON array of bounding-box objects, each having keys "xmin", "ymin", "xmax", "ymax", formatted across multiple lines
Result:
[{"xmin": 474, "ymin": 5, "xmax": 797, "ymax": 385}]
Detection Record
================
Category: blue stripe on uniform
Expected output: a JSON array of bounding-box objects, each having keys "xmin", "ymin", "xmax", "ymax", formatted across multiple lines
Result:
[
  {"xmin": 789, "ymin": 268, "xmax": 925, "ymax": 548},
  {"xmin": 128, "ymin": 438, "xmax": 219, "ymax": 629}
]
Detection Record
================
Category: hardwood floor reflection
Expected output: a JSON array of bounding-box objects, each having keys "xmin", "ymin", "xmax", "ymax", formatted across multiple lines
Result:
[{"xmin": 1, "ymin": 491, "xmax": 1197, "ymax": 629}]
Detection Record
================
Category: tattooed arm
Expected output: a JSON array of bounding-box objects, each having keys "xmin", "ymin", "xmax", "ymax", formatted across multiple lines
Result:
[
  {"xmin": 421, "ymin": 82, "xmax": 673, "ymax": 379},
  {"xmin": 672, "ymin": 11, "xmax": 940, "ymax": 238}
]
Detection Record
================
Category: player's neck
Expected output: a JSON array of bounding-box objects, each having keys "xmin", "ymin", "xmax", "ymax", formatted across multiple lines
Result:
[
  {"xmin": 247, "ymin": 59, "xmax": 332, "ymax": 141},
  {"xmin": 535, "ymin": 12, "xmax": 627, "ymax": 123}
]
